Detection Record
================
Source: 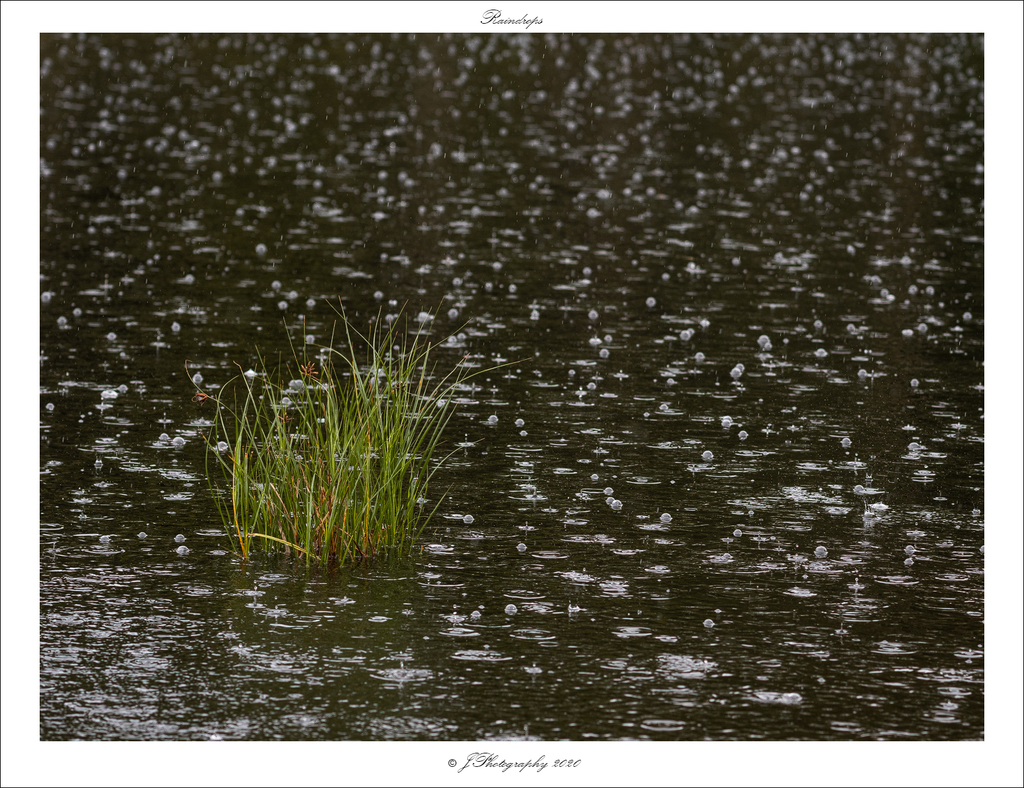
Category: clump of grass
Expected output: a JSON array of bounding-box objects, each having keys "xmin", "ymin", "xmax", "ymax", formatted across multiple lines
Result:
[{"xmin": 193, "ymin": 305, "xmax": 494, "ymax": 565}]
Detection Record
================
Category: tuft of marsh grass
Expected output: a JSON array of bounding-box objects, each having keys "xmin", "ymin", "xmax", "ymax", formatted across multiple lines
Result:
[{"xmin": 193, "ymin": 304, "xmax": 502, "ymax": 565}]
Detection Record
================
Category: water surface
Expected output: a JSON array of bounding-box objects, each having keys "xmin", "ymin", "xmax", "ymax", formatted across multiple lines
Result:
[{"xmin": 39, "ymin": 32, "xmax": 985, "ymax": 741}]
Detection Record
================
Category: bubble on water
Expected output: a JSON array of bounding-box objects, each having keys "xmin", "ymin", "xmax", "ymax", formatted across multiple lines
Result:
[
  {"xmin": 679, "ymin": 329, "xmax": 694, "ymax": 341},
  {"xmin": 814, "ymin": 545, "xmax": 828, "ymax": 559},
  {"xmin": 917, "ymin": 323, "xmax": 928, "ymax": 334},
  {"xmin": 738, "ymin": 430, "xmax": 748, "ymax": 440},
  {"xmin": 599, "ymin": 348, "xmax": 610, "ymax": 358},
  {"xmin": 721, "ymin": 416, "xmax": 733, "ymax": 428},
  {"xmin": 870, "ymin": 503, "xmax": 889, "ymax": 513},
  {"xmin": 306, "ymin": 298, "xmax": 316, "ymax": 309},
  {"xmin": 963, "ymin": 312, "xmax": 972, "ymax": 322},
  {"xmin": 159, "ymin": 432, "xmax": 170, "ymax": 441},
  {"xmin": 702, "ymin": 450, "xmax": 714, "ymax": 462},
  {"xmin": 730, "ymin": 365, "xmax": 743, "ymax": 379},
  {"xmin": 486, "ymin": 414, "xmax": 498, "ymax": 425},
  {"xmin": 180, "ymin": 274, "xmax": 195, "ymax": 285},
  {"xmin": 660, "ymin": 513, "xmax": 672, "ymax": 523},
  {"xmin": 703, "ymin": 618, "xmax": 715, "ymax": 628},
  {"xmin": 470, "ymin": 610, "xmax": 481, "ymax": 620},
  {"xmin": 138, "ymin": 532, "xmax": 147, "ymax": 539},
  {"xmin": 192, "ymin": 372, "xmax": 203, "ymax": 386},
  {"xmin": 841, "ymin": 437, "xmax": 851, "ymax": 448},
  {"xmin": 171, "ymin": 321, "xmax": 181, "ymax": 333},
  {"xmin": 901, "ymin": 328, "xmax": 914, "ymax": 338},
  {"xmin": 171, "ymin": 436, "xmax": 185, "ymax": 448},
  {"xmin": 100, "ymin": 389, "xmax": 119, "ymax": 400},
  {"xmin": 610, "ymin": 499, "xmax": 622, "ymax": 510},
  {"xmin": 733, "ymin": 528, "xmax": 742, "ymax": 538},
  {"xmin": 217, "ymin": 441, "xmax": 229, "ymax": 453},
  {"xmin": 73, "ymin": 308, "xmax": 82, "ymax": 318},
  {"xmin": 568, "ymin": 602, "xmax": 581, "ymax": 614},
  {"xmin": 646, "ymin": 297, "xmax": 657, "ymax": 308},
  {"xmin": 591, "ymin": 474, "xmax": 599, "ymax": 481},
  {"xmin": 57, "ymin": 316, "xmax": 67, "ymax": 327},
  {"xmin": 904, "ymin": 557, "xmax": 914, "ymax": 566},
  {"xmin": 99, "ymin": 535, "xmax": 111, "ymax": 543},
  {"xmin": 603, "ymin": 487, "xmax": 614, "ymax": 495},
  {"xmin": 94, "ymin": 457, "xmax": 103, "ymax": 469},
  {"xmin": 174, "ymin": 534, "xmax": 186, "ymax": 543},
  {"xmin": 904, "ymin": 545, "xmax": 916, "ymax": 555},
  {"xmin": 243, "ymin": 369, "xmax": 257, "ymax": 380},
  {"xmin": 256, "ymin": 243, "xmax": 267, "ymax": 256},
  {"xmin": 757, "ymin": 335, "xmax": 772, "ymax": 350},
  {"xmin": 857, "ymin": 369, "xmax": 869, "ymax": 380},
  {"xmin": 278, "ymin": 301, "xmax": 288, "ymax": 311},
  {"xmin": 505, "ymin": 604, "xmax": 518, "ymax": 615},
  {"xmin": 305, "ymin": 334, "xmax": 315, "ymax": 345},
  {"xmin": 695, "ymin": 352, "xmax": 705, "ymax": 363},
  {"xmin": 588, "ymin": 309, "xmax": 599, "ymax": 321},
  {"xmin": 813, "ymin": 319, "xmax": 824, "ymax": 331},
  {"xmin": 46, "ymin": 402, "xmax": 55, "ymax": 411},
  {"xmin": 176, "ymin": 545, "xmax": 190, "ymax": 556},
  {"xmin": 910, "ymin": 379, "xmax": 919, "ymax": 388},
  {"xmin": 515, "ymin": 418, "xmax": 525, "ymax": 428},
  {"xmin": 908, "ymin": 442, "xmax": 924, "ymax": 451},
  {"xmin": 853, "ymin": 485, "xmax": 866, "ymax": 495},
  {"xmin": 463, "ymin": 514, "xmax": 475, "ymax": 524}
]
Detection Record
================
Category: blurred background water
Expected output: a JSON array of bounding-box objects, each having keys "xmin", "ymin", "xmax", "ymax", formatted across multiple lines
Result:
[{"xmin": 34, "ymin": 31, "xmax": 991, "ymax": 742}]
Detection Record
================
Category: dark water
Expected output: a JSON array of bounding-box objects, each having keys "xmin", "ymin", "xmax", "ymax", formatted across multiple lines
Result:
[{"xmin": 37, "ymin": 32, "xmax": 988, "ymax": 745}]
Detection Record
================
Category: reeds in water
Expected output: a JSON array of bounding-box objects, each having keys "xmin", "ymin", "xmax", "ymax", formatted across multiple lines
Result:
[{"xmin": 194, "ymin": 307, "xmax": 487, "ymax": 565}]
